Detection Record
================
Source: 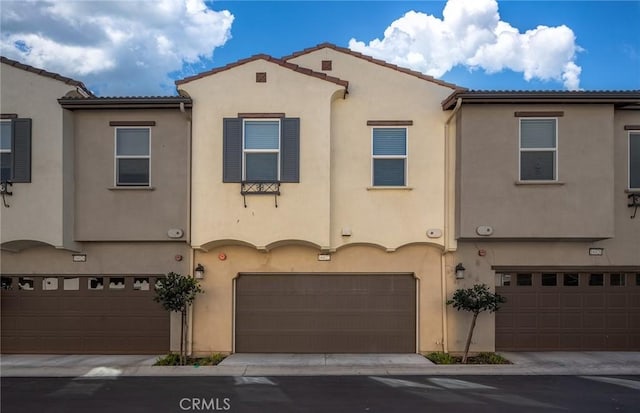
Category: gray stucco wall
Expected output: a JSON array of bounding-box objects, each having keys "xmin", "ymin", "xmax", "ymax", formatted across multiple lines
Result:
[
  {"xmin": 73, "ymin": 109, "xmax": 190, "ymax": 241},
  {"xmin": 456, "ymin": 104, "xmax": 615, "ymax": 240}
]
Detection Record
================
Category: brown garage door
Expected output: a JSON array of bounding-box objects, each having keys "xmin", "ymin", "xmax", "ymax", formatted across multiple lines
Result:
[
  {"xmin": 496, "ymin": 271, "xmax": 640, "ymax": 350},
  {"xmin": 1, "ymin": 275, "xmax": 169, "ymax": 354},
  {"xmin": 235, "ymin": 273, "xmax": 416, "ymax": 353}
]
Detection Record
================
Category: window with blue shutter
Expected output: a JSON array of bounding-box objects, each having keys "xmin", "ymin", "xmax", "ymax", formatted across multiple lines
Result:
[
  {"xmin": 630, "ymin": 132, "xmax": 640, "ymax": 190},
  {"xmin": 372, "ymin": 127, "xmax": 407, "ymax": 186},
  {"xmin": 0, "ymin": 118, "xmax": 32, "ymax": 183},
  {"xmin": 223, "ymin": 117, "xmax": 300, "ymax": 184}
]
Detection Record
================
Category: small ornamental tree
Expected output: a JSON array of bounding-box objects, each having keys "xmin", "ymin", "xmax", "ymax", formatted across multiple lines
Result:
[
  {"xmin": 154, "ymin": 272, "xmax": 203, "ymax": 365},
  {"xmin": 447, "ymin": 283, "xmax": 506, "ymax": 363}
]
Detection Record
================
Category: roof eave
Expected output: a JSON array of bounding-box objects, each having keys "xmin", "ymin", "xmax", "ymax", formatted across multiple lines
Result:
[
  {"xmin": 58, "ymin": 97, "xmax": 193, "ymax": 110},
  {"xmin": 442, "ymin": 91, "xmax": 640, "ymax": 110}
]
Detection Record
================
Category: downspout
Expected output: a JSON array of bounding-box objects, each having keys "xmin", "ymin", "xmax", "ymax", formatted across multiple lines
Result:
[
  {"xmin": 180, "ymin": 100, "xmax": 195, "ymax": 356},
  {"xmin": 441, "ymin": 97, "xmax": 462, "ymax": 353}
]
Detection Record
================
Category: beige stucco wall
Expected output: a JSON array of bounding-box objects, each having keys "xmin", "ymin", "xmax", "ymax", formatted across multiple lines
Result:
[
  {"xmin": 191, "ymin": 244, "xmax": 453, "ymax": 355},
  {"xmin": 456, "ymin": 104, "xmax": 615, "ymax": 239},
  {"xmin": 182, "ymin": 48, "xmax": 461, "ymax": 354},
  {"xmin": 289, "ymin": 49, "xmax": 456, "ymax": 251},
  {"xmin": 180, "ymin": 59, "xmax": 344, "ymax": 250},
  {"xmin": 0, "ymin": 63, "xmax": 80, "ymax": 249},
  {"xmin": 73, "ymin": 109, "xmax": 190, "ymax": 241}
]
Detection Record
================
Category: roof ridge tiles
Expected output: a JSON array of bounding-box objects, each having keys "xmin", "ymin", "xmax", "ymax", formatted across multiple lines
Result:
[
  {"xmin": 175, "ymin": 53, "xmax": 349, "ymax": 89},
  {"xmin": 1, "ymin": 55, "xmax": 94, "ymax": 97},
  {"xmin": 281, "ymin": 42, "xmax": 461, "ymax": 90}
]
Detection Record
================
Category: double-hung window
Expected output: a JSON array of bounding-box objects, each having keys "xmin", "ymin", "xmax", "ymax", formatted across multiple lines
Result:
[
  {"xmin": 630, "ymin": 132, "xmax": 640, "ymax": 191},
  {"xmin": 243, "ymin": 120, "xmax": 280, "ymax": 182},
  {"xmin": 0, "ymin": 121, "xmax": 11, "ymax": 181},
  {"xmin": 372, "ymin": 127, "xmax": 407, "ymax": 186},
  {"xmin": 115, "ymin": 128, "xmax": 150, "ymax": 186},
  {"xmin": 519, "ymin": 118, "xmax": 557, "ymax": 181}
]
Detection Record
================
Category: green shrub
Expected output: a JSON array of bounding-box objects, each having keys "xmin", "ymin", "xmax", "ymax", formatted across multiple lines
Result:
[
  {"xmin": 154, "ymin": 352, "xmax": 227, "ymax": 366},
  {"xmin": 425, "ymin": 352, "xmax": 511, "ymax": 365},
  {"xmin": 425, "ymin": 352, "xmax": 457, "ymax": 364},
  {"xmin": 155, "ymin": 353, "xmax": 182, "ymax": 366},
  {"xmin": 195, "ymin": 353, "xmax": 227, "ymax": 366},
  {"xmin": 468, "ymin": 352, "xmax": 511, "ymax": 365}
]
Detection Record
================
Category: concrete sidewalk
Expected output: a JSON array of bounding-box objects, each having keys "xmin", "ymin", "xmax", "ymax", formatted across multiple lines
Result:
[{"xmin": 1, "ymin": 352, "xmax": 639, "ymax": 377}]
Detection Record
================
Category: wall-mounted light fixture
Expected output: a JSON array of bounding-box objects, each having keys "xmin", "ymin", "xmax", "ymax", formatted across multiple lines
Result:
[
  {"xmin": 194, "ymin": 263, "xmax": 205, "ymax": 279},
  {"xmin": 455, "ymin": 263, "xmax": 466, "ymax": 279}
]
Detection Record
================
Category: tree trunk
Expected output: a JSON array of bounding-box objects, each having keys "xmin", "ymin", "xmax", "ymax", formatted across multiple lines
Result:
[
  {"xmin": 462, "ymin": 312, "xmax": 479, "ymax": 364},
  {"xmin": 180, "ymin": 310, "xmax": 186, "ymax": 365}
]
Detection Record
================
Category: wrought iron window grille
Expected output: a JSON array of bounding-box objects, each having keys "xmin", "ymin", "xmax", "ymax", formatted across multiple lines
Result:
[
  {"xmin": 628, "ymin": 193, "xmax": 640, "ymax": 219},
  {"xmin": 0, "ymin": 180, "xmax": 13, "ymax": 208},
  {"xmin": 241, "ymin": 181, "xmax": 280, "ymax": 207}
]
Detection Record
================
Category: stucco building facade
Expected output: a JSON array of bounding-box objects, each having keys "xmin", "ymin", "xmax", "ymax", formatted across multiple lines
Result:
[{"xmin": 1, "ymin": 46, "xmax": 639, "ymax": 355}]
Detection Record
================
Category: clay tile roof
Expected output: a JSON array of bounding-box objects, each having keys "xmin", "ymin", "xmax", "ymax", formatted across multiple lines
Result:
[
  {"xmin": 282, "ymin": 42, "xmax": 463, "ymax": 91},
  {"xmin": 175, "ymin": 54, "xmax": 349, "ymax": 89},
  {"xmin": 1, "ymin": 55, "xmax": 94, "ymax": 97}
]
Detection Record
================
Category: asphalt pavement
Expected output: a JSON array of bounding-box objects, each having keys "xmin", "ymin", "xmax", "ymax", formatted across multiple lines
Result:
[
  {"xmin": 3, "ymin": 374, "xmax": 640, "ymax": 413},
  {"xmin": 1, "ymin": 352, "xmax": 639, "ymax": 377}
]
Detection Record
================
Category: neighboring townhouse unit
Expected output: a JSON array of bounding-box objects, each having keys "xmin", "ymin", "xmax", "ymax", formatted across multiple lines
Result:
[
  {"xmin": 1, "ymin": 57, "xmax": 192, "ymax": 354},
  {"xmin": 177, "ymin": 43, "xmax": 462, "ymax": 354},
  {"xmin": 445, "ymin": 91, "xmax": 640, "ymax": 351}
]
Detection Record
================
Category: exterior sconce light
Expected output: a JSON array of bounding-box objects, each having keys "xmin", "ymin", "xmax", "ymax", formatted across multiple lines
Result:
[
  {"xmin": 194, "ymin": 263, "xmax": 205, "ymax": 279},
  {"xmin": 455, "ymin": 263, "xmax": 466, "ymax": 279}
]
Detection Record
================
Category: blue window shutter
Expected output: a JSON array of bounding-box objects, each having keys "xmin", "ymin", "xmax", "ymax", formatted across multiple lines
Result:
[
  {"xmin": 223, "ymin": 118, "xmax": 242, "ymax": 183},
  {"xmin": 11, "ymin": 118, "xmax": 31, "ymax": 183},
  {"xmin": 280, "ymin": 117, "xmax": 300, "ymax": 183}
]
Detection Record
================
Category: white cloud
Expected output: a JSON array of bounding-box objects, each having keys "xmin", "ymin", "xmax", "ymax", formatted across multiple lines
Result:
[
  {"xmin": 0, "ymin": 0, "xmax": 233, "ymax": 95},
  {"xmin": 349, "ymin": 0, "xmax": 582, "ymax": 90}
]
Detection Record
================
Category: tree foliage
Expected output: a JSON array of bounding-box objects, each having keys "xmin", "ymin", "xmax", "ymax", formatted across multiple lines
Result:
[
  {"xmin": 447, "ymin": 283, "xmax": 505, "ymax": 316},
  {"xmin": 154, "ymin": 272, "xmax": 203, "ymax": 313},
  {"xmin": 447, "ymin": 283, "xmax": 506, "ymax": 363}
]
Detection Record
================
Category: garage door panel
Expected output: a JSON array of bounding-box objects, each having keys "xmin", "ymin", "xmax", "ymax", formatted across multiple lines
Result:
[
  {"xmin": 606, "ymin": 294, "xmax": 628, "ymax": 308},
  {"xmin": 605, "ymin": 313, "xmax": 629, "ymax": 329},
  {"xmin": 235, "ymin": 274, "xmax": 416, "ymax": 353},
  {"xmin": 583, "ymin": 294, "xmax": 605, "ymax": 308},
  {"xmin": 582, "ymin": 312, "xmax": 605, "ymax": 329},
  {"xmin": 538, "ymin": 294, "xmax": 560, "ymax": 307},
  {"xmin": 496, "ymin": 271, "xmax": 640, "ymax": 351},
  {"xmin": 537, "ymin": 334, "xmax": 561, "ymax": 349},
  {"xmin": 537, "ymin": 313, "xmax": 561, "ymax": 328},
  {"xmin": 560, "ymin": 295, "xmax": 583, "ymax": 308}
]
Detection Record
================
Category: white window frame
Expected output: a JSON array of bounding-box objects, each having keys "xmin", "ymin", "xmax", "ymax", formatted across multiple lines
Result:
[
  {"xmin": 629, "ymin": 131, "xmax": 640, "ymax": 191},
  {"xmin": 518, "ymin": 118, "xmax": 558, "ymax": 182},
  {"xmin": 371, "ymin": 126, "xmax": 408, "ymax": 187},
  {"xmin": 114, "ymin": 127, "xmax": 151, "ymax": 187},
  {"xmin": 242, "ymin": 118, "xmax": 281, "ymax": 182},
  {"xmin": 0, "ymin": 120, "xmax": 12, "ymax": 181}
]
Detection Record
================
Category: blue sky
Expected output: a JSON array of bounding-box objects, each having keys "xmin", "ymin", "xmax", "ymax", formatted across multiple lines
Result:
[{"xmin": 1, "ymin": 0, "xmax": 638, "ymax": 95}]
